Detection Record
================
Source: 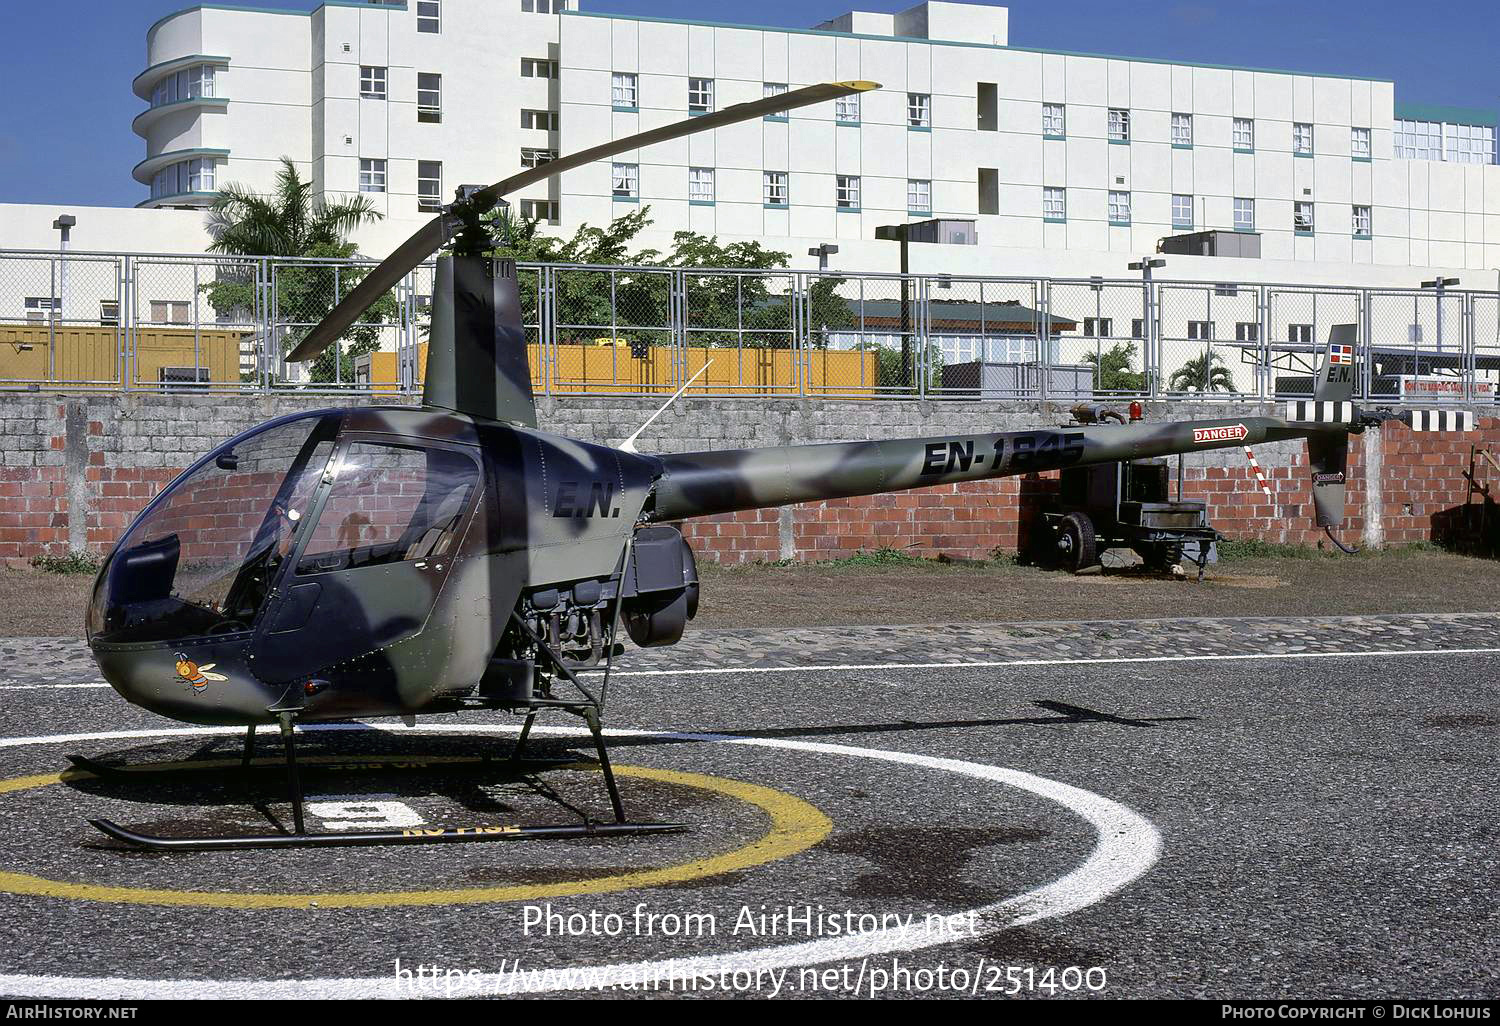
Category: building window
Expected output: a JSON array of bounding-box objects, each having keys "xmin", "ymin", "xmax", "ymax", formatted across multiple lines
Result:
[
  {"xmin": 688, "ymin": 167, "xmax": 714, "ymax": 203},
  {"xmin": 1083, "ymin": 317, "xmax": 1113, "ymax": 338},
  {"xmin": 611, "ymin": 162, "xmax": 638, "ymax": 199},
  {"xmin": 521, "ymin": 109, "xmax": 559, "ymax": 131},
  {"xmin": 1108, "ymin": 190, "xmax": 1131, "ymax": 224},
  {"xmin": 1288, "ymin": 323, "xmax": 1313, "ymax": 344},
  {"xmin": 1445, "ymin": 122, "xmax": 1495, "ymax": 165},
  {"xmin": 611, "ymin": 72, "xmax": 637, "ymax": 108},
  {"xmin": 359, "ymin": 66, "xmax": 387, "ymax": 100},
  {"xmin": 520, "ymin": 199, "xmax": 558, "ymax": 222},
  {"xmin": 1234, "ymin": 197, "xmax": 1255, "ymax": 232},
  {"xmin": 688, "ymin": 78, "xmax": 713, "ymax": 114},
  {"xmin": 151, "ymin": 64, "xmax": 216, "ymax": 108},
  {"xmin": 520, "ymin": 0, "xmax": 556, "ymax": 11},
  {"xmin": 1172, "ymin": 194, "xmax": 1193, "ymax": 229},
  {"xmin": 1395, "ymin": 119, "xmax": 1441, "ymax": 160},
  {"xmin": 835, "ymin": 94, "xmax": 860, "ymax": 123},
  {"xmin": 1108, "ymin": 108, "xmax": 1130, "ymax": 142},
  {"xmin": 521, "ymin": 58, "xmax": 557, "ymax": 79},
  {"xmin": 763, "ymin": 82, "xmax": 788, "ymax": 120},
  {"xmin": 1042, "ymin": 186, "xmax": 1065, "ymax": 220},
  {"xmin": 416, "ymin": 0, "xmax": 440, "ymax": 32},
  {"xmin": 1233, "ymin": 117, "xmax": 1254, "ymax": 150},
  {"xmin": 359, "ymin": 158, "xmax": 386, "ymax": 193},
  {"xmin": 151, "ymin": 158, "xmax": 217, "ymax": 198},
  {"xmin": 1186, "ymin": 321, "xmax": 1214, "ymax": 341},
  {"xmin": 1235, "ymin": 322, "xmax": 1259, "ymax": 342},
  {"xmin": 1294, "ymin": 201, "xmax": 1314, "ymax": 232},
  {"xmin": 1131, "ymin": 319, "xmax": 1145, "ymax": 340},
  {"xmin": 1042, "ymin": 103, "xmax": 1065, "ymax": 138},
  {"xmin": 1293, "ymin": 122, "xmax": 1313, "ymax": 155},
  {"xmin": 417, "ymin": 72, "xmax": 441, "ymax": 123},
  {"xmin": 150, "ymin": 300, "xmax": 190, "ymax": 324},
  {"xmin": 1352, "ymin": 126, "xmax": 1371, "ymax": 158},
  {"xmin": 520, "ymin": 147, "xmax": 556, "ymax": 168},
  {"xmin": 417, "ymin": 161, "xmax": 442, "ymax": 212},
  {"xmin": 1352, "ymin": 204, "xmax": 1372, "ymax": 237},
  {"xmin": 1171, "ymin": 113, "xmax": 1193, "ymax": 147},
  {"xmin": 907, "ymin": 93, "xmax": 930, "ymax": 128},
  {"xmin": 763, "ymin": 171, "xmax": 788, "ymax": 207},
  {"xmin": 908, "ymin": 179, "xmax": 931, "ymax": 214},
  {"xmin": 836, "ymin": 175, "xmax": 860, "ymax": 210},
  {"xmin": 185, "ymin": 158, "xmax": 215, "ymax": 193}
]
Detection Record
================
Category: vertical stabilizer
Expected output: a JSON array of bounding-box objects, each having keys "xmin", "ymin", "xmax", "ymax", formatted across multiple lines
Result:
[
  {"xmin": 1307, "ymin": 327, "xmax": 1357, "ymax": 530},
  {"xmin": 423, "ymin": 253, "xmax": 537, "ymax": 427}
]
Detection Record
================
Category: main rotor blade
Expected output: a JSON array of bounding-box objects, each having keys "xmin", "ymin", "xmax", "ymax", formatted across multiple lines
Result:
[{"xmin": 289, "ymin": 79, "xmax": 878, "ymax": 363}]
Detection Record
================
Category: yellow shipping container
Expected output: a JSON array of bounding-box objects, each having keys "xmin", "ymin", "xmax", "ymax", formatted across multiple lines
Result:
[
  {"xmin": 356, "ymin": 342, "xmax": 878, "ymax": 397},
  {"xmin": 0, "ymin": 324, "xmax": 245, "ymax": 386}
]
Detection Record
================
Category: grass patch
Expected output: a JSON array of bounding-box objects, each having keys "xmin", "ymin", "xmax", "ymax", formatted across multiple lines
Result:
[
  {"xmin": 1218, "ymin": 538, "xmax": 1448, "ymax": 562},
  {"xmin": 28, "ymin": 552, "xmax": 102, "ymax": 575},
  {"xmin": 705, "ymin": 547, "xmax": 1023, "ymax": 574}
]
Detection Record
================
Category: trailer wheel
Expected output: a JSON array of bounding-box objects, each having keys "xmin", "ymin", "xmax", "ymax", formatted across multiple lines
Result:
[{"xmin": 1057, "ymin": 513, "xmax": 1097, "ymax": 573}]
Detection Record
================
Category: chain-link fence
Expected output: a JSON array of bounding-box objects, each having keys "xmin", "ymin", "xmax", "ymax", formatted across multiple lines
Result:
[{"xmin": 1, "ymin": 248, "xmax": 1496, "ymax": 404}]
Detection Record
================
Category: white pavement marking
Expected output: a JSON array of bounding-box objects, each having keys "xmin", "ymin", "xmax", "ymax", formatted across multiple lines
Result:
[
  {"xmin": 587, "ymin": 646, "xmax": 1500, "ymax": 678},
  {"xmin": 4, "ymin": 644, "xmax": 1499, "ymax": 694},
  {"xmin": 0, "ymin": 723, "xmax": 1160, "ymax": 999}
]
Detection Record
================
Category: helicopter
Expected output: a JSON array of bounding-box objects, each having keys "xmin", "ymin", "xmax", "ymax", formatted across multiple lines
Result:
[{"xmin": 81, "ymin": 80, "xmax": 1476, "ymax": 851}]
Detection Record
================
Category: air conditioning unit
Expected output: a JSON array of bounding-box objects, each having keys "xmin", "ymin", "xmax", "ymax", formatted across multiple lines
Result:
[{"xmin": 159, "ymin": 366, "xmax": 210, "ymax": 391}]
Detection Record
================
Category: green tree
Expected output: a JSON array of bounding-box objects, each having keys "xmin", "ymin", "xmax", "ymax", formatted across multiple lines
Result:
[
  {"xmin": 1084, "ymin": 341, "xmax": 1147, "ymax": 393},
  {"xmin": 483, "ymin": 206, "xmax": 855, "ymax": 352},
  {"xmin": 200, "ymin": 158, "xmax": 393, "ymax": 384},
  {"xmin": 1168, "ymin": 350, "xmax": 1235, "ymax": 393}
]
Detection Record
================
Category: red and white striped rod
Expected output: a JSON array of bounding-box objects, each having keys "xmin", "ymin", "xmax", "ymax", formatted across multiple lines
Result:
[{"xmin": 1243, "ymin": 447, "xmax": 1277, "ymax": 512}]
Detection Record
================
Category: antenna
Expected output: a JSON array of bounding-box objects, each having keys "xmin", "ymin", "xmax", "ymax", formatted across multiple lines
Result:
[{"xmin": 619, "ymin": 361, "xmax": 713, "ymax": 454}]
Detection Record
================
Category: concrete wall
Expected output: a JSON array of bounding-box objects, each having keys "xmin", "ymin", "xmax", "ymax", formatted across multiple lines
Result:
[{"xmin": 0, "ymin": 393, "xmax": 1492, "ymax": 566}]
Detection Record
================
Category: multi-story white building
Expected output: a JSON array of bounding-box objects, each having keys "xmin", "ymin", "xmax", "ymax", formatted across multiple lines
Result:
[{"xmin": 111, "ymin": 0, "xmax": 1500, "ymax": 280}]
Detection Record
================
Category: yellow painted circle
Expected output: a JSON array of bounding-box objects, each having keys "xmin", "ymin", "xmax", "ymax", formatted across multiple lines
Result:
[{"xmin": 0, "ymin": 758, "xmax": 831, "ymax": 910}]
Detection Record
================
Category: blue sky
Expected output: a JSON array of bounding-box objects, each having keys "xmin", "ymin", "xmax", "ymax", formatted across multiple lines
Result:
[{"xmin": 2, "ymin": 0, "xmax": 1495, "ymax": 208}]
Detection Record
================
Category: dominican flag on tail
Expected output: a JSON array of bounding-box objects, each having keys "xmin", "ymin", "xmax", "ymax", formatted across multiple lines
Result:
[
  {"xmin": 1284, "ymin": 401, "xmax": 1355, "ymax": 424},
  {"xmin": 1405, "ymin": 410, "xmax": 1477, "ymax": 432},
  {"xmin": 1327, "ymin": 343, "xmax": 1354, "ymax": 366}
]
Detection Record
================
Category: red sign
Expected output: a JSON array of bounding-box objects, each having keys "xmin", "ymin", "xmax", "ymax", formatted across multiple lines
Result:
[{"xmin": 1192, "ymin": 424, "xmax": 1248, "ymax": 444}]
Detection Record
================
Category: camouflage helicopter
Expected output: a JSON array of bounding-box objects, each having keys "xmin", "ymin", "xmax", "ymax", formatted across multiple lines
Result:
[{"xmin": 82, "ymin": 81, "xmax": 1474, "ymax": 851}]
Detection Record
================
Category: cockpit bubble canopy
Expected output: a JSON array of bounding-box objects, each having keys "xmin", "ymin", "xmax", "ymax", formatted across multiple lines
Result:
[{"xmin": 88, "ymin": 412, "xmax": 339, "ymax": 645}]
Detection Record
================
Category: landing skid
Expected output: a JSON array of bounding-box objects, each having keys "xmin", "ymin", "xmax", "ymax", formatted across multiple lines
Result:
[
  {"xmin": 89, "ymin": 817, "xmax": 686, "ymax": 852},
  {"xmin": 84, "ymin": 587, "xmax": 674, "ymax": 852}
]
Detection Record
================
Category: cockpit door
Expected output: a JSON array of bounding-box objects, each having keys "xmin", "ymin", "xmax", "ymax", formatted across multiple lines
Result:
[{"xmin": 248, "ymin": 435, "xmax": 483, "ymax": 696}]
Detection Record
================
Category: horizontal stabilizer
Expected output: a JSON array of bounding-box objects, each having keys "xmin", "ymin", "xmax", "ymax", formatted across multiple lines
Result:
[
  {"xmin": 1284, "ymin": 401, "xmax": 1354, "ymax": 424},
  {"xmin": 1405, "ymin": 410, "xmax": 1476, "ymax": 432}
]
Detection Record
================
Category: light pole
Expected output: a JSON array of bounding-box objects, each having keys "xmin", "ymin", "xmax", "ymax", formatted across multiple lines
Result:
[
  {"xmin": 807, "ymin": 243, "xmax": 838, "ymax": 272},
  {"xmin": 1420, "ymin": 276, "xmax": 1459, "ymax": 353},
  {"xmin": 52, "ymin": 214, "xmax": 75, "ymax": 320},
  {"xmin": 1129, "ymin": 256, "xmax": 1166, "ymax": 395},
  {"xmin": 875, "ymin": 224, "xmax": 914, "ymax": 387}
]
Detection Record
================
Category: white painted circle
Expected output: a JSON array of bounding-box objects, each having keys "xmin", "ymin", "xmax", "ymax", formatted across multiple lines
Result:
[{"xmin": 0, "ymin": 723, "xmax": 1161, "ymax": 998}]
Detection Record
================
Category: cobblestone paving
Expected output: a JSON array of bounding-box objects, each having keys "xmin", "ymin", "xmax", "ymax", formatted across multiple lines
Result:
[{"xmin": 8, "ymin": 611, "xmax": 1499, "ymax": 689}]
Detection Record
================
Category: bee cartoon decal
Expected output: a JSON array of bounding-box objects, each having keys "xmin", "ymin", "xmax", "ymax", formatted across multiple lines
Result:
[{"xmin": 175, "ymin": 654, "xmax": 228, "ymax": 692}]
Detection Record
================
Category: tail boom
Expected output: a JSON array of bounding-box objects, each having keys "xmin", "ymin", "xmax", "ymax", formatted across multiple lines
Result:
[{"xmin": 647, "ymin": 415, "xmax": 1345, "ymax": 522}]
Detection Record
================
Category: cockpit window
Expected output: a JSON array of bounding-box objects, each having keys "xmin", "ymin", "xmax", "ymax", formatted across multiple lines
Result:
[
  {"xmin": 88, "ymin": 413, "xmax": 337, "ymax": 643},
  {"xmin": 296, "ymin": 442, "xmax": 478, "ymax": 575}
]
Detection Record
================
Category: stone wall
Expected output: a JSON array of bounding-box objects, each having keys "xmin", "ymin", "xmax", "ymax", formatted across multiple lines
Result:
[{"xmin": 0, "ymin": 393, "xmax": 1494, "ymax": 565}]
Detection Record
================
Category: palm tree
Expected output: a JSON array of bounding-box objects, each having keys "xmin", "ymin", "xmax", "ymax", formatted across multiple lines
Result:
[
  {"xmin": 1168, "ymin": 350, "xmax": 1235, "ymax": 393},
  {"xmin": 206, "ymin": 157, "xmax": 381, "ymax": 257},
  {"xmin": 201, "ymin": 158, "xmax": 390, "ymax": 385}
]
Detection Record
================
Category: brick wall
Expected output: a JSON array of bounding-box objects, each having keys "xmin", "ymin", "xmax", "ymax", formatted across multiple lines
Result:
[{"xmin": 0, "ymin": 393, "xmax": 1493, "ymax": 566}]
